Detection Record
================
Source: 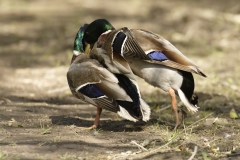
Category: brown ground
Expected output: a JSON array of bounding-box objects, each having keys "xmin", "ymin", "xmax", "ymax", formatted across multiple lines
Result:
[{"xmin": 0, "ymin": 0, "xmax": 240, "ymax": 159}]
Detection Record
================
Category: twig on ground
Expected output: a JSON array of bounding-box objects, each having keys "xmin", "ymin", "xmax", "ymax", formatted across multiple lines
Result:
[
  {"xmin": 131, "ymin": 140, "xmax": 148, "ymax": 151},
  {"xmin": 131, "ymin": 112, "xmax": 214, "ymax": 159},
  {"xmin": 188, "ymin": 146, "xmax": 198, "ymax": 160},
  {"xmin": 158, "ymin": 105, "xmax": 171, "ymax": 112}
]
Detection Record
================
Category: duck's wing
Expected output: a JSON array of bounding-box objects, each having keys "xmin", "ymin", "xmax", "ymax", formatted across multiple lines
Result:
[
  {"xmin": 130, "ymin": 29, "xmax": 206, "ymax": 77},
  {"xmin": 147, "ymin": 60, "xmax": 200, "ymax": 75},
  {"xmin": 89, "ymin": 48, "xmax": 150, "ymax": 121},
  {"xmin": 67, "ymin": 55, "xmax": 147, "ymax": 121},
  {"xmin": 98, "ymin": 29, "xmax": 149, "ymax": 76},
  {"xmin": 67, "ymin": 58, "xmax": 121, "ymax": 113},
  {"xmin": 105, "ymin": 28, "xmax": 151, "ymax": 60},
  {"xmin": 108, "ymin": 27, "xmax": 206, "ymax": 77}
]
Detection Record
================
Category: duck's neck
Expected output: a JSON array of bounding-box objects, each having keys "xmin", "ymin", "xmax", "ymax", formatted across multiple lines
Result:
[
  {"xmin": 71, "ymin": 50, "xmax": 83, "ymax": 64},
  {"xmin": 73, "ymin": 50, "xmax": 81, "ymax": 56}
]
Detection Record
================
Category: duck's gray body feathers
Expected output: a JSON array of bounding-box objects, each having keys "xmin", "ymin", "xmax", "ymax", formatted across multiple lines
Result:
[
  {"xmin": 125, "ymin": 57, "xmax": 183, "ymax": 92},
  {"xmin": 125, "ymin": 56, "xmax": 198, "ymax": 113}
]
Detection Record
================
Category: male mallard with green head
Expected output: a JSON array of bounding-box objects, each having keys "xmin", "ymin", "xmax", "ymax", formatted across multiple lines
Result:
[{"xmin": 67, "ymin": 24, "xmax": 150, "ymax": 129}]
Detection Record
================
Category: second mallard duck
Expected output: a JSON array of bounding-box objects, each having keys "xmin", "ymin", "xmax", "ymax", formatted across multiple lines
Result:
[{"xmin": 83, "ymin": 19, "xmax": 206, "ymax": 129}]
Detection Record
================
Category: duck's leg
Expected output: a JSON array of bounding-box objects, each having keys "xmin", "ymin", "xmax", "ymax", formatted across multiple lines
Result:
[
  {"xmin": 168, "ymin": 88, "xmax": 180, "ymax": 130},
  {"xmin": 92, "ymin": 107, "xmax": 102, "ymax": 129},
  {"xmin": 88, "ymin": 107, "xmax": 102, "ymax": 129},
  {"xmin": 80, "ymin": 107, "xmax": 102, "ymax": 130}
]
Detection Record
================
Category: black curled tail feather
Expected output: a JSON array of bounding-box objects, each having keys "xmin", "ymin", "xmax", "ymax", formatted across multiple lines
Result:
[
  {"xmin": 114, "ymin": 74, "xmax": 141, "ymax": 118},
  {"xmin": 179, "ymin": 71, "xmax": 195, "ymax": 104},
  {"xmin": 191, "ymin": 93, "xmax": 198, "ymax": 106},
  {"xmin": 116, "ymin": 101, "xmax": 141, "ymax": 120}
]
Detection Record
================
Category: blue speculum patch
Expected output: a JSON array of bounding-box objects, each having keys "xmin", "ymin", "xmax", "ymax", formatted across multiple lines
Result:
[
  {"xmin": 148, "ymin": 51, "xmax": 168, "ymax": 61},
  {"xmin": 78, "ymin": 84, "xmax": 104, "ymax": 98}
]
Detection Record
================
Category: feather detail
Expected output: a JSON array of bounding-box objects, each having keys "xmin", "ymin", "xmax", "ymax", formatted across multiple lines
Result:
[
  {"xmin": 90, "ymin": 48, "xmax": 132, "ymax": 75},
  {"xmin": 177, "ymin": 89, "xmax": 199, "ymax": 113},
  {"xmin": 71, "ymin": 91, "xmax": 97, "ymax": 106},
  {"xmin": 75, "ymin": 82, "xmax": 100, "ymax": 92},
  {"xmin": 148, "ymin": 60, "xmax": 198, "ymax": 74},
  {"xmin": 93, "ymin": 97, "xmax": 120, "ymax": 113},
  {"xmin": 129, "ymin": 29, "xmax": 207, "ymax": 77},
  {"xmin": 112, "ymin": 31, "xmax": 128, "ymax": 56},
  {"xmin": 78, "ymin": 84, "xmax": 105, "ymax": 99},
  {"xmin": 188, "ymin": 66, "xmax": 207, "ymax": 77},
  {"xmin": 93, "ymin": 66, "xmax": 119, "ymax": 83},
  {"xmin": 139, "ymin": 98, "xmax": 151, "ymax": 122},
  {"xmin": 121, "ymin": 27, "xmax": 151, "ymax": 60},
  {"xmin": 117, "ymin": 106, "xmax": 138, "ymax": 122},
  {"xmin": 147, "ymin": 51, "xmax": 168, "ymax": 61}
]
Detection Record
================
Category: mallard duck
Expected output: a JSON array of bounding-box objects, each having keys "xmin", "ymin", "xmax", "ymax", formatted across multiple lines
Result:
[
  {"xmin": 67, "ymin": 24, "xmax": 150, "ymax": 129},
  {"xmin": 83, "ymin": 19, "xmax": 206, "ymax": 129}
]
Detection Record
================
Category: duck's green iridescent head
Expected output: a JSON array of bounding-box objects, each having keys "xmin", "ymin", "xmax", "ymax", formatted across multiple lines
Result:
[
  {"xmin": 83, "ymin": 19, "xmax": 115, "ymax": 45},
  {"xmin": 73, "ymin": 24, "xmax": 89, "ymax": 55}
]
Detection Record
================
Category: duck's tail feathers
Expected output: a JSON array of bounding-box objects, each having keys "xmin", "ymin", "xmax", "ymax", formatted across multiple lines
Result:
[
  {"xmin": 191, "ymin": 93, "xmax": 198, "ymax": 106},
  {"xmin": 117, "ymin": 106, "xmax": 138, "ymax": 122},
  {"xmin": 139, "ymin": 98, "xmax": 151, "ymax": 122},
  {"xmin": 177, "ymin": 89, "xmax": 199, "ymax": 113}
]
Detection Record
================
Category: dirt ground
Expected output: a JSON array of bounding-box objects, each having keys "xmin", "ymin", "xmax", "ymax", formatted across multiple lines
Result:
[{"xmin": 0, "ymin": 0, "xmax": 240, "ymax": 159}]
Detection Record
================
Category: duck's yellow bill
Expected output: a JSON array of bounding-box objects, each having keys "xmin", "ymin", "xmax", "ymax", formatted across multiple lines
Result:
[{"xmin": 84, "ymin": 43, "xmax": 91, "ymax": 54}]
